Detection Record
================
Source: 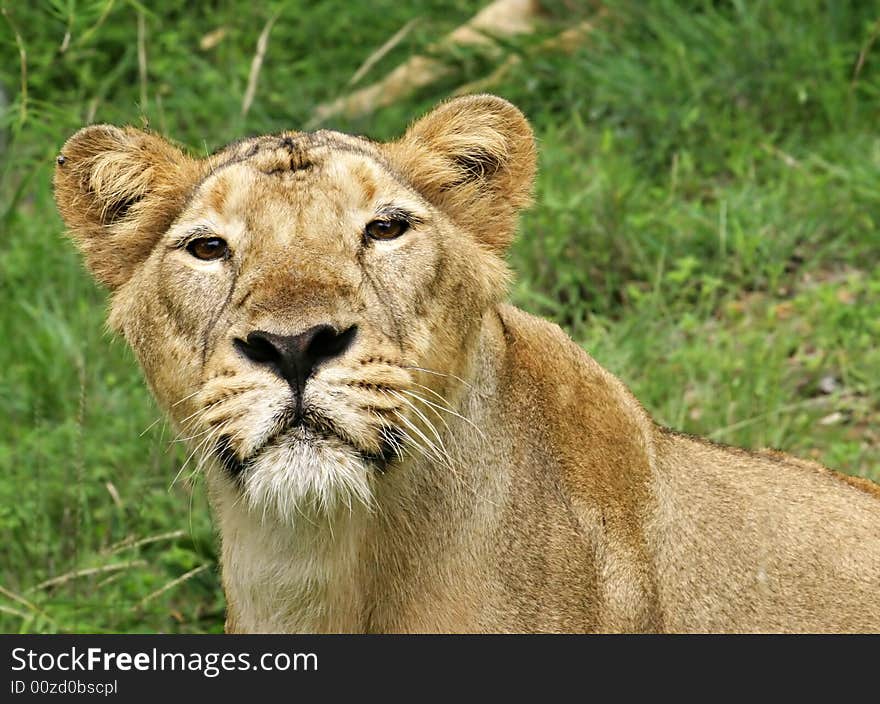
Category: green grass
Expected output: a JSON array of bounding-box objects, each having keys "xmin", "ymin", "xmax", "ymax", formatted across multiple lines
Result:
[{"xmin": 1, "ymin": 0, "xmax": 878, "ymax": 633}]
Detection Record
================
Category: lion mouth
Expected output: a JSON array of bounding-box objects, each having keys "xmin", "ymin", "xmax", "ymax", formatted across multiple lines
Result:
[{"xmin": 213, "ymin": 405, "xmax": 402, "ymax": 477}]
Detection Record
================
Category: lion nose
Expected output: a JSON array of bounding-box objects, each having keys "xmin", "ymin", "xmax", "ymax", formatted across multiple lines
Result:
[{"xmin": 234, "ymin": 324, "xmax": 357, "ymax": 392}]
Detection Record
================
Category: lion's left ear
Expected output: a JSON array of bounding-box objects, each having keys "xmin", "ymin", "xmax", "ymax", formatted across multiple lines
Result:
[
  {"xmin": 54, "ymin": 125, "xmax": 200, "ymax": 289},
  {"xmin": 386, "ymin": 94, "xmax": 536, "ymax": 252}
]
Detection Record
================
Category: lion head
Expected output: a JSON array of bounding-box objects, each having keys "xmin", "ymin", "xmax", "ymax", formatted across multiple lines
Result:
[{"xmin": 54, "ymin": 95, "xmax": 536, "ymax": 521}]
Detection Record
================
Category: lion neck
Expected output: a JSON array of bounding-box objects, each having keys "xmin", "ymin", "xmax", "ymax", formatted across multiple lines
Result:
[{"xmin": 209, "ymin": 309, "xmax": 510, "ymax": 633}]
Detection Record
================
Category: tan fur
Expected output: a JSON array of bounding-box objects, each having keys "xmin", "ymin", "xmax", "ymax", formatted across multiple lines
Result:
[{"xmin": 55, "ymin": 94, "xmax": 880, "ymax": 633}]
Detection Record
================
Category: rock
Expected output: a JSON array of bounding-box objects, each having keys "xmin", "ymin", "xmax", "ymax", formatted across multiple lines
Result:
[{"xmin": 817, "ymin": 374, "xmax": 839, "ymax": 395}]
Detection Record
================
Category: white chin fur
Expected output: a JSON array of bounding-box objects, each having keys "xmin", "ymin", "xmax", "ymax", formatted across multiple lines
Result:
[{"xmin": 241, "ymin": 427, "xmax": 374, "ymax": 523}]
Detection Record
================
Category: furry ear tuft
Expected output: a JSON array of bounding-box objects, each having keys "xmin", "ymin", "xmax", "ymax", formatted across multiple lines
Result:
[
  {"xmin": 54, "ymin": 125, "xmax": 199, "ymax": 289},
  {"xmin": 386, "ymin": 94, "xmax": 536, "ymax": 251}
]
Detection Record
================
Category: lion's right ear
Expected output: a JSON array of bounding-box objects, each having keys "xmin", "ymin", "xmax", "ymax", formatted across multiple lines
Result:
[{"xmin": 54, "ymin": 125, "xmax": 200, "ymax": 289}]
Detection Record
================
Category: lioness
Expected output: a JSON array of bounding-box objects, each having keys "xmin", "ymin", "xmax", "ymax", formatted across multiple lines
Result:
[{"xmin": 55, "ymin": 95, "xmax": 880, "ymax": 633}]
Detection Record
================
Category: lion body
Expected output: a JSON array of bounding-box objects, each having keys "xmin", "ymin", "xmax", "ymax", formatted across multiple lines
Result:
[{"xmin": 55, "ymin": 95, "xmax": 880, "ymax": 633}]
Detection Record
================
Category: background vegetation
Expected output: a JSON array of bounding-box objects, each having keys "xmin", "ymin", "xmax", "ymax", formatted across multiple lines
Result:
[{"xmin": 1, "ymin": 0, "xmax": 878, "ymax": 633}]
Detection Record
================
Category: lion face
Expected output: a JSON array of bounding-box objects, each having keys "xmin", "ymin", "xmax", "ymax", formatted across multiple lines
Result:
[
  {"xmin": 54, "ymin": 95, "xmax": 535, "ymax": 520},
  {"xmin": 124, "ymin": 133, "xmax": 508, "ymax": 515}
]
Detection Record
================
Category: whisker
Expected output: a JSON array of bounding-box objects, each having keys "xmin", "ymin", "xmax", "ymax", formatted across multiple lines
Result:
[
  {"xmin": 169, "ymin": 420, "xmax": 230, "ymax": 491},
  {"xmin": 387, "ymin": 389, "xmax": 449, "ymax": 457},
  {"xmin": 176, "ymin": 403, "xmax": 216, "ymax": 428},
  {"xmin": 390, "ymin": 407, "xmax": 452, "ymax": 470},
  {"xmin": 171, "ymin": 388, "xmax": 203, "ymax": 408},
  {"xmin": 173, "ymin": 385, "xmax": 259, "ymax": 433},
  {"xmin": 171, "ymin": 425, "xmax": 216, "ymax": 445},
  {"xmin": 399, "ymin": 390, "xmax": 453, "ymax": 437},
  {"xmin": 167, "ymin": 411, "xmax": 219, "ymax": 449},
  {"xmin": 378, "ymin": 424, "xmax": 406, "ymax": 461},
  {"xmin": 379, "ymin": 387, "xmax": 498, "ymax": 509},
  {"xmin": 408, "ymin": 380, "xmax": 455, "ymax": 406},
  {"xmin": 398, "ymin": 390, "xmax": 471, "ymax": 463},
  {"xmin": 139, "ymin": 415, "xmax": 163, "ymax": 437},
  {"xmin": 402, "ymin": 387, "xmax": 486, "ymax": 440},
  {"xmin": 400, "ymin": 365, "xmax": 474, "ymax": 390},
  {"xmin": 390, "ymin": 409, "xmax": 498, "ymax": 509},
  {"xmin": 391, "ymin": 421, "xmax": 439, "ymax": 467}
]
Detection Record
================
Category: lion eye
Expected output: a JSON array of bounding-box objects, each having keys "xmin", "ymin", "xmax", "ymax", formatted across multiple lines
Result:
[
  {"xmin": 186, "ymin": 237, "xmax": 229, "ymax": 261},
  {"xmin": 365, "ymin": 219, "xmax": 408, "ymax": 241}
]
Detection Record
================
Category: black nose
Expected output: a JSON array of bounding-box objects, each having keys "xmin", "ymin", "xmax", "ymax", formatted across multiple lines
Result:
[{"xmin": 234, "ymin": 324, "xmax": 357, "ymax": 393}]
